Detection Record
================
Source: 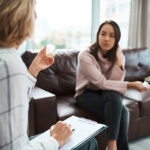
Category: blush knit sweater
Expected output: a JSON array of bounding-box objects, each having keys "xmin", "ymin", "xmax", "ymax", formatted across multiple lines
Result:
[{"xmin": 75, "ymin": 48, "xmax": 128, "ymax": 98}]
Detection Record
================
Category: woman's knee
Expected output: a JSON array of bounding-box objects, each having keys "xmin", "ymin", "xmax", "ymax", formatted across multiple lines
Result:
[{"xmin": 106, "ymin": 91, "xmax": 124, "ymax": 107}]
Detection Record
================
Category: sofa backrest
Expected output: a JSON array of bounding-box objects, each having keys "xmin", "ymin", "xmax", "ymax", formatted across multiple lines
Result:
[
  {"xmin": 22, "ymin": 48, "xmax": 150, "ymax": 95},
  {"xmin": 123, "ymin": 48, "xmax": 150, "ymax": 81},
  {"xmin": 22, "ymin": 49, "xmax": 79, "ymax": 95}
]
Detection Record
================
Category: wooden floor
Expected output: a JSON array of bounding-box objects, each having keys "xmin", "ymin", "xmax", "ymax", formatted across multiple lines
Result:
[{"xmin": 129, "ymin": 135, "xmax": 150, "ymax": 150}]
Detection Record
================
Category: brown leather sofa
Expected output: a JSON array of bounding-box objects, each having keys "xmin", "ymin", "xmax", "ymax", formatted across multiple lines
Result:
[{"xmin": 22, "ymin": 48, "xmax": 150, "ymax": 150}]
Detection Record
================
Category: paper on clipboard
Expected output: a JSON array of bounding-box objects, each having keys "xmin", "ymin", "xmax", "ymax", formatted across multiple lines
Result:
[{"xmin": 59, "ymin": 116, "xmax": 107, "ymax": 150}]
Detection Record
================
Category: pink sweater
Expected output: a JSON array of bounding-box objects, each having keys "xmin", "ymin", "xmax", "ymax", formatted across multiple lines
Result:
[{"xmin": 75, "ymin": 48, "xmax": 128, "ymax": 98}]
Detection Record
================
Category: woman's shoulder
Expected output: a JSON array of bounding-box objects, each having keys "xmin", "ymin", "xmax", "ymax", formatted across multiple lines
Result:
[
  {"xmin": 0, "ymin": 48, "xmax": 27, "ymax": 77},
  {"xmin": 78, "ymin": 47, "xmax": 98, "ymax": 66},
  {"xmin": 78, "ymin": 47, "xmax": 94, "ymax": 59}
]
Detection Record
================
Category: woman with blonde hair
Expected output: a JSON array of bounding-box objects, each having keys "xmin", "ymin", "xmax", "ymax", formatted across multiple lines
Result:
[{"xmin": 0, "ymin": 0, "xmax": 98, "ymax": 150}]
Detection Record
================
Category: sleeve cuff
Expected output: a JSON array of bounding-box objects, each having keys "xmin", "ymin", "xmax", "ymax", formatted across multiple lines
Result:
[
  {"xmin": 27, "ymin": 72, "xmax": 37, "ymax": 83},
  {"xmin": 48, "ymin": 136, "xmax": 59, "ymax": 149},
  {"xmin": 30, "ymin": 135, "xmax": 59, "ymax": 150},
  {"xmin": 123, "ymin": 81, "xmax": 128, "ymax": 95}
]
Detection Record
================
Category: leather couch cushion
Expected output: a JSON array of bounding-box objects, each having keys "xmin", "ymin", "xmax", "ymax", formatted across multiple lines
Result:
[
  {"xmin": 123, "ymin": 48, "xmax": 150, "ymax": 81},
  {"xmin": 29, "ymin": 87, "xmax": 57, "ymax": 135},
  {"xmin": 22, "ymin": 50, "xmax": 79, "ymax": 95},
  {"xmin": 123, "ymin": 98, "xmax": 139, "ymax": 120},
  {"xmin": 57, "ymin": 95, "xmax": 140, "ymax": 122},
  {"xmin": 56, "ymin": 94, "xmax": 100, "ymax": 122},
  {"xmin": 124, "ymin": 90, "xmax": 150, "ymax": 117},
  {"xmin": 139, "ymin": 90, "xmax": 150, "ymax": 116}
]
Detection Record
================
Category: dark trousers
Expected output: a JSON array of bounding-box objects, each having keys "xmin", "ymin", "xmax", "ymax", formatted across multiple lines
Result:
[{"xmin": 76, "ymin": 90, "xmax": 129, "ymax": 150}]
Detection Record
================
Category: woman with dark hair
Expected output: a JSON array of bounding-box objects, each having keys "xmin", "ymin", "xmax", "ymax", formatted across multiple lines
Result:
[{"xmin": 75, "ymin": 20, "xmax": 150, "ymax": 150}]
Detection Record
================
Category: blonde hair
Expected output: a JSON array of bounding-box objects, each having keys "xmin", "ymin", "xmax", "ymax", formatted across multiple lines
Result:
[{"xmin": 0, "ymin": 0, "xmax": 35, "ymax": 47}]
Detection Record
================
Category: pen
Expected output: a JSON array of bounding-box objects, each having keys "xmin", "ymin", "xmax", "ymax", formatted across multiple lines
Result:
[{"xmin": 72, "ymin": 129, "xmax": 75, "ymax": 132}]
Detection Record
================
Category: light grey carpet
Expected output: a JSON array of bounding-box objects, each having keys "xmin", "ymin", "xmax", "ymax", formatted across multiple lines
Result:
[{"xmin": 129, "ymin": 136, "xmax": 150, "ymax": 150}]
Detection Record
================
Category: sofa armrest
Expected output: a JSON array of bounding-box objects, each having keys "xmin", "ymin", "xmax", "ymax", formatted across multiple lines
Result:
[{"xmin": 29, "ymin": 87, "xmax": 57, "ymax": 136}]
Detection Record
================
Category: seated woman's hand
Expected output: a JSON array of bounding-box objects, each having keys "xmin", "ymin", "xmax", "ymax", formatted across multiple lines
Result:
[
  {"xmin": 127, "ymin": 81, "xmax": 150, "ymax": 92},
  {"xmin": 50, "ymin": 121, "xmax": 72, "ymax": 147},
  {"xmin": 28, "ymin": 46, "xmax": 54, "ymax": 78},
  {"xmin": 142, "ymin": 81, "xmax": 150, "ymax": 91}
]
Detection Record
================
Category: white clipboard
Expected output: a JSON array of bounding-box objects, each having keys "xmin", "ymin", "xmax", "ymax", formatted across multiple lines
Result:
[
  {"xmin": 31, "ymin": 116, "xmax": 107, "ymax": 150},
  {"xmin": 60, "ymin": 116, "xmax": 107, "ymax": 150}
]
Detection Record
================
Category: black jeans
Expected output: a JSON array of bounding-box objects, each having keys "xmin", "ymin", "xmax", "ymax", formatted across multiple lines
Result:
[{"xmin": 76, "ymin": 89, "xmax": 129, "ymax": 150}]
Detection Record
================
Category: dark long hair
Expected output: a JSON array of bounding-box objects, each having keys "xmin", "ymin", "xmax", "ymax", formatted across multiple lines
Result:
[{"xmin": 90, "ymin": 20, "xmax": 121, "ymax": 77}]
